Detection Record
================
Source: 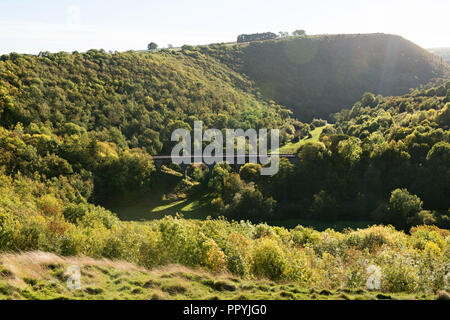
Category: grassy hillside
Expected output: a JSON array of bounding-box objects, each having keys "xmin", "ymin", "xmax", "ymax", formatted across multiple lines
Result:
[
  {"xmin": 201, "ymin": 34, "xmax": 450, "ymax": 120},
  {"xmin": 1, "ymin": 252, "xmax": 443, "ymax": 300},
  {"xmin": 272, "ymin": 125, "xmax": 326, "ymax": 154}
]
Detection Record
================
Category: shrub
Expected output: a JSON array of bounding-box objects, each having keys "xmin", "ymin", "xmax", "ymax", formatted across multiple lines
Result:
[
  {"xmin": 58, "ymin": 225, "xmax": 86, "ymax": 256},
  {"xmin": 211, "ymin": 197, "xmax": 225, "ymax": 214},
  {"xmin": 377, "ymin": 249, "xmax": 420, "ymax": 293},
  {"xmin": 201, "ymin": 238, "xmax": 227, "ymax": 273},
  {"xmin": 78, "ymin": 206, "xmax": 119, "ymax": 229},
  {"xmin": 0, "ymin": 210, "xmax": 20, "ymax": 251},
  {"xmin": 63, "ymin": 203, "xmax": 89, "ymax": 224},
  {"xmin": 410, "ymin": 226, "xmax": 446, "ymax": 251},
  {"xmin": 290, "ymin": 226, "xmax": 320, "ymax": 247},
  {"xmin": 312, "ymin": 229, "xmax": 346, "ymax": 256},
  {"xmin": 239, "ymin": 163, "xmax": 261, "ymax": 182},
  {"xmin": 137, "ymin": 229, "xmax": 161, "ymax": 268},
  {"xmin": 251, "ymin": 238, "xmax": 289, "ymax": 281},
  {"xmin": 37, "ymin": 195, "xmax": 63, "ymax": 217},
  {"xmin": 345, "ymin": 225, "xmax": 406, "ymax": 252},
  {"xmin": 315, "ymin": 252, "xmax": 345, "ymax": 289},
  {"xmin": 224, "ymin": 233, "xmax": 251, "ymax": 277},
  {"xmin": 382, "ymin": 261, "xmax": 419, "ymax": 293},
  {"xmin": 225, "ymin": 184, "xmax": 276, "ymax": 220},
  {"xmin": 16, "ymin": 215, "xmax": 49, "ymax": 251},
  {"xmin": 253, "ymin": 224, "xmax": 276, "ymax": 239}
]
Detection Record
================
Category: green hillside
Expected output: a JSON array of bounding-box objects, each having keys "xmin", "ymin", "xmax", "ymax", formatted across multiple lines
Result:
[
  {"xmin": 0, "ymin": 49, "xmax": 301, "ymax": 156},
  {"xmin": 0, "ymin": 48, "xmax": 449, "ymax": 229},
  {"xmin": 200, "ymin": 34, "xmax": 450, "ymax": 120},
  {"xmin": 0, "ymin": 49, "xmax": 305, "ymax": 203},
  {"xmin": 0, "ymin": 41, "xmax": 449, "ymax": 299}
]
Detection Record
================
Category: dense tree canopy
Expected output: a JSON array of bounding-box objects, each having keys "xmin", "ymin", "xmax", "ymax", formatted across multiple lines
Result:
[
  {"xmin": 0, "ymin": 49, "xmax": 306, "ymax": 204},
  {"xmin": 240, "ymin": 83, "xmax": 450, "ymax": 229}
]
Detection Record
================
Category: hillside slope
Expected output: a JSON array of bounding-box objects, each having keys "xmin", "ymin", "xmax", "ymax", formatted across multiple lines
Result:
[
  {"xmin": 201, "ymin": 34, "xmax": 450, "ymax": 120},
  {"xmin": 2, "ymin": 252, "xmax": 442, "ymax": 300},
  {"xmin": 0, "ymin": 49, "xmax": 299, "ymax": 156},
  {"xmin": 242, "ymin": 82, "xmax": 450, "ymax": 227}
]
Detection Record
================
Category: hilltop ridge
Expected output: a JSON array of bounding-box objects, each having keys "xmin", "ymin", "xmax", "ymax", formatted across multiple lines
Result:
[{"xmin": 199, "ymin": 33, "xmax": 450, "ymax": 120}]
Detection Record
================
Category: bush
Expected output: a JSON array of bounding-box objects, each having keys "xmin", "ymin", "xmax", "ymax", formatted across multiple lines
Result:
[
  {"xmin": 290, "ymin": 226, "xmax": 320, "ymax": 247},
  {"xmin": 63, "ymin": 203, "xmax": 88, "ymax": 224},
  {"xmin": 410, "ymin": 226, "xmax": 446, "ymax": 251},
  {"xmin": 37, "ymin": 195, "xmax": 63, "ymax": 217},
  {"xmin": 78, "ymin": 206, "xmax": 119, "ymax": 229},
  {"xmin": 200, "ymin": 238, "xmax": 227, "ymax": 272},
  {"xmin": 381, "ymin": 257, "xmax": 419, "ymax": 293},
  {"xmin": 0, "ymin": 210, "xmax": 20, "ymax": 251},
  {"xmin": 345, "ymin": 225, "xmax": 406, "ymax": 252},
  {"xmin": 58, "ymin": 225, "xmax": 86, "ymax": 256},
  {"xmin": 224, "ymin": 233, "xmax": 251, "ymax": 277},
  {"xmin": 224, "ymin": 184, "xmax": 276, "ymax": 220},
  {"xmin": 239, "ymin": 163, "xmax": 261, "ymax": 182},
  {"xmin": 251, "ymin": 238, "xmax": 289, "ymax": 281},
  {"xmin": 137, "ymin": 229, "xmax": 161, "ymax": 268}
]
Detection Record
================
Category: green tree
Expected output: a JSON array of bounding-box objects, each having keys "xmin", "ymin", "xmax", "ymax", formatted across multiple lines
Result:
[
  {"xmin": 292, "ymin": 30, "xmax": 306, "ymax": 37},
  {"xmin": 147, "ymin": 42, "xmax": 158, "ymax": 50},
  {"xmin": 426, "ymin": 141, "xmax": 450, "ymax": 164},
  {"xmin": 239, "ymin": 163, "xmax": 261, "ymax": 182},
  {"xmin": 387, "ymin": 188, "xmax": 423, "ymax": 229},
  {"xmin": 337, "ymin": 137, "xmax": 362, "ymax": 166}
]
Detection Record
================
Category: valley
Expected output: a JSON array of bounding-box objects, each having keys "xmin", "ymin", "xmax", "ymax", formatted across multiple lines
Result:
[{"xmin": 0, "ymin": 32, "xmax": 449, "ymax": 300}]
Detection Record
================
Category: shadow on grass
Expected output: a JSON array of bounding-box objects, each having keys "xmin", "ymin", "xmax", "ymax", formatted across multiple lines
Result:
[{"xmin": 107, "ymin": 194, "xmax": 213, "ymax": 222}]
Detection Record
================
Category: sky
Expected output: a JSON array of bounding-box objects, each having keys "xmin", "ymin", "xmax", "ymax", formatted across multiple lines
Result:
[{"xmin": 0, "ymin": 0, "xmax": 449, "ymax": 54}]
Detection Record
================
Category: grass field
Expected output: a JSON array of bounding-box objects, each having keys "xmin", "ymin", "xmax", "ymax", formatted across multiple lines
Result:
[
  {"xmin": 0, "ymin": 252, "xmax": 441, "ymax": 300},
  {"xmin": 106, "ymin": 193, "xmax": 213, "ymax": 221},
  {"xmin": 109, "ymin": 197, "xmax": 376, "ymax": 232},
  {"xmin": 272, "ymin": 126, "xmax": 327, "ymax": 154}
]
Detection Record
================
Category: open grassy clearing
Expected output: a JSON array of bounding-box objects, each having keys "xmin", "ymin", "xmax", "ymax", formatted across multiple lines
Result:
[
  {"xmin": 272, "ymin": 126, "xmax": 327, "ymax": 154},
  {"xmin": 107, "ymin": 196, "xmax": 375, "ymax": 232},
  {"xmin": 0, "ymin": 252, "xmax": 442, "ymax": 301},
  {"xmin": 106, "ymin": 190, "xmax": 375, "ymax": 232},
  {"xmin": 106, "ymin": 193, "xmax": 213, "ymax": 221}
]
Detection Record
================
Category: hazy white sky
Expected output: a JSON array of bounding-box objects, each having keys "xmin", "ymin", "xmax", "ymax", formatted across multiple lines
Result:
[{"xmin": 0, "ymin": 0, "xmax": 449, "ymax": 54}]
